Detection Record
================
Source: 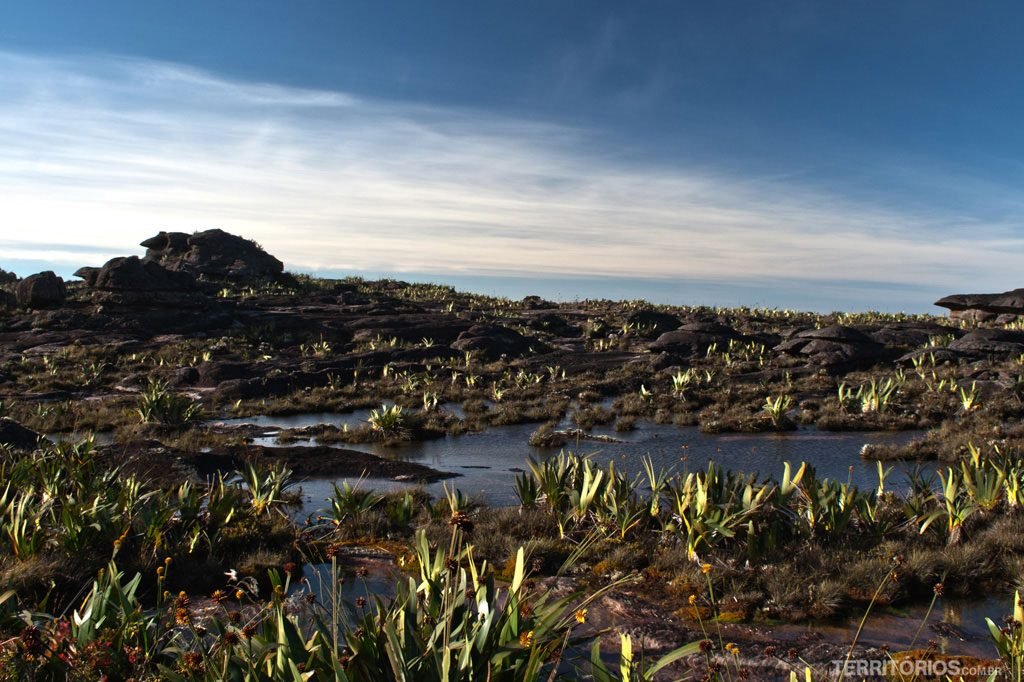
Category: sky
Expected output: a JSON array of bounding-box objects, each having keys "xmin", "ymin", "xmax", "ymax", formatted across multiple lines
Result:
[{"xmin": 2, "ymin": 1, "xmax": 1024, "ymax": 312}]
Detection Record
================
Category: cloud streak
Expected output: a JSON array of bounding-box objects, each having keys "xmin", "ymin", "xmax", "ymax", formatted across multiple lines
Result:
[{"xmin": 1, "ymin": 49, "xmax": 1022, "ymax": 296}]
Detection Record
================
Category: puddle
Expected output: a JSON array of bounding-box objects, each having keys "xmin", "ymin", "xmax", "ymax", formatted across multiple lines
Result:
[
  {"xmin": 46, "ymin": 431, "xmax": 115, "ymax": 446},
  {"xmin": 775, "ymin": 595, "xmax": 1007, "ymax": 660},
  {"xmin": 287, "ymin": 420, "xmax": 925, "ymax": 511}
]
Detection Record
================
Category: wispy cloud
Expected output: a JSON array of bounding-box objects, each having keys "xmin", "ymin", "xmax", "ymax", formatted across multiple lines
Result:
[{"xmin": 1, "ymin": 49, "xmax": 1022, "ymax": 295}]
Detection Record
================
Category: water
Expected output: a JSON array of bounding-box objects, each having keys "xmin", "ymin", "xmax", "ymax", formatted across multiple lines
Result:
[
  {"xmin": 226, "ymin": 414, "xmax": 930, "ymax": 510},
  {"xmin": 775, "ymin": 595, "xmax": 1008, "ymax": 660},
  {"xmin": 46, "ymin": 430, "xmax": 115, "ymax": 446}
]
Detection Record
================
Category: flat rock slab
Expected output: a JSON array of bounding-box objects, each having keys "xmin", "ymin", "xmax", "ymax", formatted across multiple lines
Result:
[{"xmin": 97, "ymin": 441, "xmax": 456, "ymax": 485}]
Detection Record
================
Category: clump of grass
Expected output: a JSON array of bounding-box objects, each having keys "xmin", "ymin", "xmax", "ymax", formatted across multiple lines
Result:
[
  {"xmin": 366, "ymin": 403, "xmax": 406, "ymax": 438},
  {"xmin": 136, "ymin": 377, "xmax": 201, "ymax": 426}
]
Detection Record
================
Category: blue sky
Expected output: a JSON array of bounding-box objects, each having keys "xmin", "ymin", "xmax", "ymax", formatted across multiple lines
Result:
[{"xmin": 2, "ymin": 1, "xmax": 1023, "ymax": 311}]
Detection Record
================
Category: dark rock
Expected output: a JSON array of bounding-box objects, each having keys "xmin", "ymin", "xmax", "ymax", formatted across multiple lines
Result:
[
  {"xmin": 935, "ymin": 289, "xmax": 1024, "ymax": 320},
  {"xmin": 521, "ymin": 295, "xmax": 555, "ymax": 310},
  {"xmin": 776, "ymin": 325, "xmax": 888, "ymax": 369},
  {"xmin": 869, "ymin": 324, "xmax": 959, "ymax": 349},
  {"xmin": 0, "ymin": 268, "xmax": 17, "ymax": 284},
  {"xmin": 196, "ymin": 361, "xmax": 259, "ymax": 388},
  {"xmin": 0, "ymin": 418, "xmax": 41, "ymax": 450},
  {"xmin": 934, "ymin": 292, "xmax": 1005, "ymax": 312},
  {"xmin": 213, "ymin": 375, "xmax": 294, "ymax": 401},
  {"xmin": 526, "ymin": 313, "xmax": 581, "ymax": 337},
  {"xmin": 15, "ymin": 271, "xmax": 66, "ymax": 308},
  {"xmin": 793, "ymin": 324, "xmax": 875, "ymax": 344},
  {"xmin": 347, "ymin": 313, "xmax": 471, "ymax": 344},
  {"xmin": 73, "ymin": 266, "xmax": 100, "ymax": 287},
  {"xmin": 948, "ymin": 329, "xmax": 1024, "ymax": 356},
  {"xmin": 80, "ymin": 256, "xmax": 200, "ymax": 306},
  {"xmin": 648, "ymin": 322, "xmax": 742, "ymax": 356},
  {"xmin": 626, "ymin": 310, "xmax": 682, "ymax": 334},
  {"xmin": 895, "ymin": 348, "xmax": 960, "ymax": 366},
  {"xmin": 950, "ymin": 309, "xmax": 998, "ymax": 323},
  {"xmin": 167, "ymin": 367, "xmax": 200, "ymax": 388},
  {"xmin": 143, "ymin": 228, "xmax": 284, "ymax": 281},
  {"xmin": 90, "ymin": 256, "xmax": 196, "ymax": 292},
  {"xmin": 451, "ymin": 324, "xmax": 549, "ymax": 360}
]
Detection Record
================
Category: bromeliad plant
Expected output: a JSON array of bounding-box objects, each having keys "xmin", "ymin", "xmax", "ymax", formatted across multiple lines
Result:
[{"xmin": 137, "ymin": 377, "xmax": 202, "ymax": 427}]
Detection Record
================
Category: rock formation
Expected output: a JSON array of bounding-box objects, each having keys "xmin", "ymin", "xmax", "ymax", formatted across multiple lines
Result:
[
  {"xmin": 141, "ymin": 229, "xmax": 284, "ymax": 282},
  {"xmin": 15, "ymin": 271, "xmax": 66, "ymax": 309},
  {"xmin": 935, "ymin": 289, "xmax": 1024, "ymax": 323}
]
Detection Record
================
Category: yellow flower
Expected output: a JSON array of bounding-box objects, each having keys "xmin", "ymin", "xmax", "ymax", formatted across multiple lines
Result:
[
  {"xmin": 700, "ymin": 563, "xmax": 712, "ymax": 575},
  {"xmin": 574, "ymin": 609, "xmax": 587, "ymax": 624},
  {"xmin": 688, "ymin": 594, "xmax": 697, "ymax": 606},
  {"xmin": 236, "ymin": 589, "xmax": 246, "ymax": 601},
  {"xmin": 519, "ymin": 630, "xmax": 535, "ymax": 647},
  {"xmin": 726, "ymin": 642, "xmax": 740, "ymax": 656}
]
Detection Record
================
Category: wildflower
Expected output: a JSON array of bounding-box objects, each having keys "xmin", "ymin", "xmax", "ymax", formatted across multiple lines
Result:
[
  {"xmin": 174, "ymin": 608, "xmax": 192, "ymax": 627},
  {"xmin": 179, "ymin": 651, "xmax": 204, "ymax": 674},
  {"xmin": 211, "ymin": 589, "xmax": 229, "ymax": 604},
  {"xmin": 449, "ymin": 510, "xmax": 474, "ymax": 533},
  {"xmin": 574, "ymin": 608, "xmax": 587, "ymax": 624},
  {"xmin": 519, "ymin": 630, "xmax": 535, "ymax": 647},
  {"xmin": 235, "ymin": 589, "xmax": 246, "ymax": 601},
  {"xmin": 700, "ymin": 563, "xmax": 712, "ymax": 575},
  {"xmin": 242, "ymin": 624, "xmax": 257, "ymax": 640},
  {"xmin": 355, "ymin": 597, "xmax": 367, "ymax": 608},
  {"xmin": 156, "ymin": 567, "xmax": 164, "ymax": 577},
  {"xmin": 19, "ymin": 626, "xmax": 44, "ymax": 658},
  {"xmin": 763, "ymin": 645, "xmax": 777, "ymax": 658},
  {"xmin": 221, "ymin": 630, "xmax": 240, "ymax": 646},
  {"xmin": 283, "ymin": 562, "xmax": 298, "ymax": 577},
  {"xmin": 325, "ymin": 543, "xmax": 343, "ymax": 559},
  {"xmin": 688, "ymin": 594, "xmax": 698, "ymax": 606},
  {"xmin": 356, "ymin": 567, "xmax": 369, "ymax": 578},
  {"xmin": 699, "ymin": 639, "xmax": 714, "ymax": 653},
  {"xmin": 228, "ymin": 611, "xmax": 242, "ymax": 624},
  {"xmin": 933, "ymin": 582, "xmax": 945, "ymax": 596},
  {"xmin": 164, "ymin": 557, "xmax": 173, "ymax": 566},
  {"xmin": 726, "ymin": 642, "xmax": 740, "ymax": 656}
]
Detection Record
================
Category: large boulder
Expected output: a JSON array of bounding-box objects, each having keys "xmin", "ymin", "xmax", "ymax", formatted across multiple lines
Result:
[
  {"xmin": 626, "ymin": 310, "xmax": 682, "ymax": 334},
  {"xmin": 0, "ymin": 268, "xmax": 17, "ymax": 285},
  {"xmin": 948, "ymin": 329, "xmax": 1024, "ymax": 357},
  {"xmin": 15, "ymin": 271, "xmax": 66, "ymax": 309},
  {"xmin": 76, "ymin": 256, "xmax": 200, "ymax": 306},
  {"xmin": 142, "ymin": 229, "xmax": 284, "ymax": 281},
  {"xmin": 89, "ymin": 256, "xmax": 196, "ymax": 292},
  {"xmin": 648, "ymin": 321, "xmax": 743, "ymax": 356},
  {"xmin": 526, "ymin": 312, "xmax": 581, "ymax": 338},
  {"xmin": 775, "ymin": 324, "xmax": 888, "ymax": 369},
  {"xmin": 935, "ymin": 289, "xmax": 1024, "ymax": 321},
  {"xmin": 451, "ymin": 324, "xmax": 549, "ymax": 360},
  {"xmin": 347, "ymin": 313, "xmax": 472, "ymax": 345}
]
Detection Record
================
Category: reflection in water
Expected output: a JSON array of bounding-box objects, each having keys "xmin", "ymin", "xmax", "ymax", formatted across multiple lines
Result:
[{"xmin": 225, "ymin": 414, "xmax": 933, "ymax": 508}]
